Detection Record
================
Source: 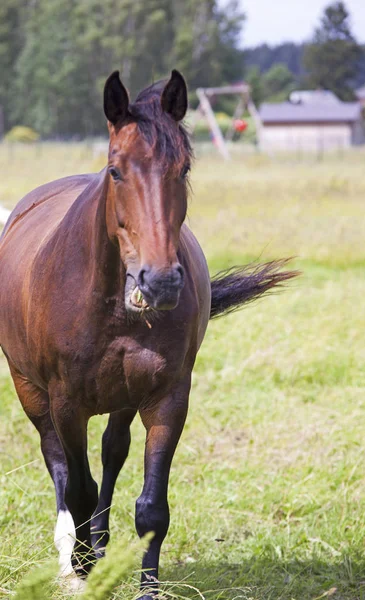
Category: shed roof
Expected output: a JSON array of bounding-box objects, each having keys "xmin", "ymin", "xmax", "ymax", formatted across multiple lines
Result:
[
  {"xmin": 289, "ymin": 90, "xmax": 341, "ymax": 105},
  {"xmin": 260, "ymin": 101, "xmax": 362, "ymax": 124}
]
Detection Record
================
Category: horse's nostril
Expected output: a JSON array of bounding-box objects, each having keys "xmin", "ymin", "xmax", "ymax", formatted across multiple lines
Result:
[
  {"xmin": 138, "ymin": 268, "xmax": 147, "ymax": 288},
  {"xmin": 176, "ymin": 265, "xmax": 184, "ymax": 282}
]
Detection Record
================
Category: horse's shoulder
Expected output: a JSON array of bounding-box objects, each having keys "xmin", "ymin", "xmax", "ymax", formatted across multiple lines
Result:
[
  {"xmin": 180, "ymin": 224, "xmax": 211, "ymax": 345},
  {"xmin": 180, "ymin": 224, "xmax": 209, "ymax": 278}
]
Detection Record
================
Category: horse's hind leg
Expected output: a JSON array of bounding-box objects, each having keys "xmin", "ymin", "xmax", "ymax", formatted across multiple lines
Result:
[
  {"xmin": 49, "ymin": 382, "xmax": 98, "ymax": 577},
  {"xmin": 8, "ymin": 365, "xmax": 75, "ymax": 577},
  {"xmin": 91, "ymin": 408, "xmax": 136, "ymax": 558}
]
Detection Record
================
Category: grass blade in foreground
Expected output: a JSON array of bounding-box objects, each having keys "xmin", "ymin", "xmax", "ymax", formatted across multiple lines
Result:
[
  {"xmin": 14, "ymin": 562, "xmax": 58, "ymax": 600},
  {"xmin": 80, "ymin": 533, "xmax": 153, "ymax": 600}
]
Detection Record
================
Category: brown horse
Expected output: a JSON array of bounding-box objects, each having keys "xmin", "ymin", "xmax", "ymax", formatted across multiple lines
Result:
[{"xmin": 0, "ymin": 70, "xmax": 297, "ymax": 597}]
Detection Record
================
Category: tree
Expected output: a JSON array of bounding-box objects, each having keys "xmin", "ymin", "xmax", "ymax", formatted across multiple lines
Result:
[
  {"xmin": 0, "ymin": 0, "xmax": 24, "ymax": 132},
  {"xmin": 172, "ymin": 0, "xmax": 245, "ymax": 91},
  {"xmin": 4, "ymin": 0, "xmax": 246, "ymax": 136},
  {"xmin": 262, "ymin": 63, "xmax": 295, "ymax": 102},
  {"xmin": 303, "ymin": 1, "xmax": 362, "ymax": 100},
  {"xmin": 246, "ymin": 66, "xmax": 263, "ymax": 106},
  {"xmin": 245, "ymin": 43, "xmax": 305, "ymax": 79}
]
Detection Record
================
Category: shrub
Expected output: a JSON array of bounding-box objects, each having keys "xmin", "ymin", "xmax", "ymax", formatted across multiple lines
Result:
[{"xmin": 5, "ymin": 126, "xmax": 40, "ymax": 143}]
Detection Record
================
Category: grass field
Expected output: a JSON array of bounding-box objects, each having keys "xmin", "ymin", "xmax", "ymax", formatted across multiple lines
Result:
[{"xmin": 0, "ymin": 143, "xmax": 365, "ymax": 599}]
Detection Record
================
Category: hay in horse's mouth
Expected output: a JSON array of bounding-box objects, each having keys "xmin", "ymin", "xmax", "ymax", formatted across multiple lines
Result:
[{"xmin": 130, "ymin": 286, "xmax": 150, "ymax": 310}]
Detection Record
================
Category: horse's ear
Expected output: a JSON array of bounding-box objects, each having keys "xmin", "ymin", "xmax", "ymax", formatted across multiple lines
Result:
[
  {"xmin": 104, "ymin": 71, "xmax": 130, "ymax": 126},
  {"xmin": 161, "ymin": 70, "xmax": 188, "ymax": 122}
]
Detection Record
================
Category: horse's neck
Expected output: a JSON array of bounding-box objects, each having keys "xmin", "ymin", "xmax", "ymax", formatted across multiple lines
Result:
[{"xmin": 55, "ymin": 172, "xmax": 124, "ymax": 297}]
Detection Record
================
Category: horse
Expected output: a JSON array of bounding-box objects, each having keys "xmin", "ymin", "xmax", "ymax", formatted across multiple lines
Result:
[{"xmin": 0, "ymin": 69, "xmax": 298, "ymax": 597}]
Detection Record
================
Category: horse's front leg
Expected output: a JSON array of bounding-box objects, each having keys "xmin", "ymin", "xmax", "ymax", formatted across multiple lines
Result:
[
  {"xmin": 136, "ymin": 377, "xmax": 190, "ymax": 599},
  {"xmin": 50, "ymin": 383, "xmax": 98, "ymax": 577}
]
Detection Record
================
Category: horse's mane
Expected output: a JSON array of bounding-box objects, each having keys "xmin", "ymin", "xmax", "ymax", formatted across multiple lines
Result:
[{"xmin": 129, "ymin": 80, "xmax": 192, "ymax": 169}]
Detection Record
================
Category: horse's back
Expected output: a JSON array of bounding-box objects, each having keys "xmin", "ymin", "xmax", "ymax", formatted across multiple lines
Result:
[
  {"xmin": 0, "ymin": 173, "xmax": 96, "ymax": 299},
  {"xmin": 1, "ymin": 173, "xmax": 95, "ymax": 240}
]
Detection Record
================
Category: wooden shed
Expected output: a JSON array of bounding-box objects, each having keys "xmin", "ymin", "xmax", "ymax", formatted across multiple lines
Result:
[{"xmin": 259, "ymin": 91, "xmax": 364, "ymax": 151}]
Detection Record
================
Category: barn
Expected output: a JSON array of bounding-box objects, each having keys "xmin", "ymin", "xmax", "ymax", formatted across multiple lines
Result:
[{"xmin": 259, "ymin": 90, "xmax": 365, "ymax": 152}]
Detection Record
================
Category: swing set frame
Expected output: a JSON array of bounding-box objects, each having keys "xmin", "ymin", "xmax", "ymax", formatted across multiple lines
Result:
[{"xmin": 191, "ymin": 83, "xmax": 260, "ymax": 159}]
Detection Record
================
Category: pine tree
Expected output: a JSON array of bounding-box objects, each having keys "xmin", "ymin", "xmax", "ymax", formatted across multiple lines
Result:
[{"xmin": 303, "ymin": 1, "xmax": 362, "ymax": 100}]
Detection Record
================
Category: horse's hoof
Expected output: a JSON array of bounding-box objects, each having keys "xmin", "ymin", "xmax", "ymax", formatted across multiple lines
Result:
[
  {"xmin": 91, "ymin": 542, "xmax": 106, "ymax": 560},
  {"xmin": 72, "ymin": 551, "xmax": 96, "ymax": 577},
  {"xmin": 138, "ymin": 590, "xmax": 157, "ymax": 600},
  {"xmin": 58, "ymin": 572, "xmax": 86, "ymax": 594}
]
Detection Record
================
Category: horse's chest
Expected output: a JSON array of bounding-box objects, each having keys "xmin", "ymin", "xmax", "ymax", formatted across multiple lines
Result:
[{"xmin": 92, "ymin": 336, "xmax": 182, "ymax": 414}]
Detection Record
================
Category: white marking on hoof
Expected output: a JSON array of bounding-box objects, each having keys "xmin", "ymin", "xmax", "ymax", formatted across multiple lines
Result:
[
  {"xmin": 54, "ymin": 510, "xmax": 76, "ymax": 577},
  {"xmin": 61, "ymin": 573, "xmax": 86, "ymax": 594}
]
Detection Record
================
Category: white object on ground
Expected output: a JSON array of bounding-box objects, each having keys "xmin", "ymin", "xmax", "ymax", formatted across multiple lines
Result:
[{"xmin": 0, "ymin": 206, "xmax": 10, "ymax": 225}]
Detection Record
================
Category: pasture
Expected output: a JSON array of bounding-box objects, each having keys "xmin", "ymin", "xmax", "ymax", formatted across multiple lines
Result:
[{"xmin": 0, "ymin": 143, "xmax": 365, "ymax": 599}]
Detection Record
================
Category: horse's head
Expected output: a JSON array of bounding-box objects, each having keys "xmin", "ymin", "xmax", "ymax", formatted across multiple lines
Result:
[{"xmin": 103, "ymin": 70, "xmax": 191, "ymax": 313}]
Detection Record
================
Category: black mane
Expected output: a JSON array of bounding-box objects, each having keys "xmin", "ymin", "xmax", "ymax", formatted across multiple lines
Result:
[{"xmin": 129, "ymin": 79, "xmax": 192, "ymax": 168}]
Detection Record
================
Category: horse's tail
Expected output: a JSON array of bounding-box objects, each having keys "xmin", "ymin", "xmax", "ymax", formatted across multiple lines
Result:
[{"xmin": 209, "ymin": 259, "xmax": 299, "ymax": 319}]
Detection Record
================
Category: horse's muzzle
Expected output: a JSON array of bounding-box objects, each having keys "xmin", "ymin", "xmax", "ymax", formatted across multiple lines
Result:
[{"xmin": 137, "ymin": 263, "xmax": 185, "ymax": 310}]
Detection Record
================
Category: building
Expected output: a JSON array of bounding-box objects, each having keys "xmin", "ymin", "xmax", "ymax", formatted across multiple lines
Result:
[
  {"xmin": 289, "ymin": 90, "xmax": 340, "ymax": 106},
  {"xmin": 259, "ymin": 90, "xmax": 365, "ymax": 151}
]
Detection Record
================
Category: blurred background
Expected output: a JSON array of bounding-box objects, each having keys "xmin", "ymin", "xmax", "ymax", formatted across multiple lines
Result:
[
  {"xmin": 1, "ymin": 2, "xmax": 365, "ymax": 600},
  {"xmin": 0, "ymin": 0, "xmax": 364, "ymax": 143}
]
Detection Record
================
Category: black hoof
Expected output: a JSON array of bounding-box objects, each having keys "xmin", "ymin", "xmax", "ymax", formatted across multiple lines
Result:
[
  {"xmin": 72, "ymin": 564, "xmax": 91, "ymax": 578},
  {"xmin": 91, "ymin": 529, "xmax": 109, "ymax": 560},
  {"xmin": 94, "ymin": 548, "xmax": 106, "ymax": 561},
  {"xmin": 72, "ymin": 550, "xmax": 96, "ymax": 577},
  {"xmin": 138, "ymin": 586, "xmax": 158, "ymax": 600}
]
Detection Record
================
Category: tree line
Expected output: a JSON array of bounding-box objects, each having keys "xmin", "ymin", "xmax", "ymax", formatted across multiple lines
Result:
[
  {"xmin": 0, "ymin": 0, "xmax": 245, "ymax": 136},
  {"xmin": 0, "ymin": 0, "xmax": 364, "ymax": 137}
]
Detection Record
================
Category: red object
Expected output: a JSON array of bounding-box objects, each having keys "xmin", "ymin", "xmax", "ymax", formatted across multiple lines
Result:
[{"xmin": 234, "ymin": 119, "xmax": 248, "ymax": 133}]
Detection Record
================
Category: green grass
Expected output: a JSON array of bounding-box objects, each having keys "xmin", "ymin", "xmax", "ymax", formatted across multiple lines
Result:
[{"xmin": 1, "ymin": 143, "xmax": 365, "ymax": 599}]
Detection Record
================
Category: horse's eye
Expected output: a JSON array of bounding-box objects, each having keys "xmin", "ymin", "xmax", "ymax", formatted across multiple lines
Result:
[
  {"xmin": 108, "ymin": 166, "xmax": 122, "ymax": 181},
  {"xmin": 181, "ymin": 164, "xmax": 190, "ymax": 179}
]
